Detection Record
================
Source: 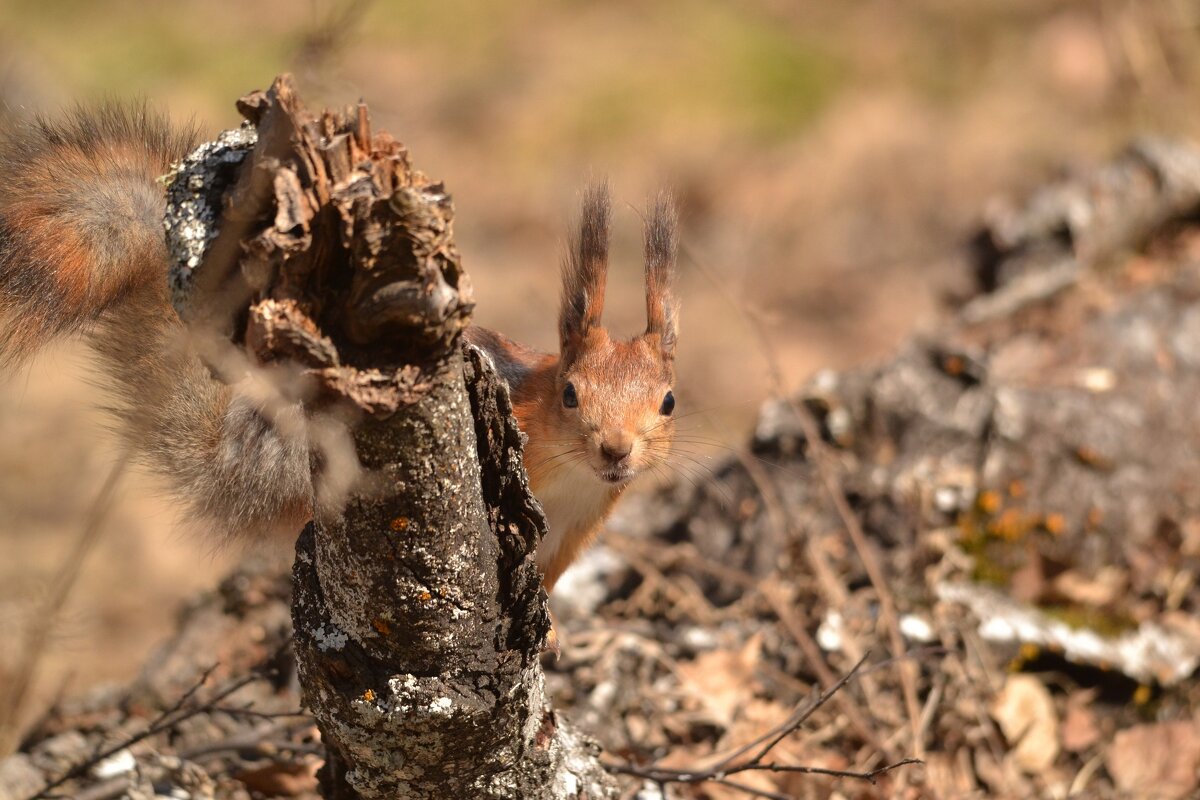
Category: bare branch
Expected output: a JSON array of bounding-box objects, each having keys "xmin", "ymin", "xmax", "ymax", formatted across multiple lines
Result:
[
  {"xmin": 604, "ymin": 652, "xmax": 921, "ymax": 794},
  {"xmin": 30, "ymin": 666, "xmax": 268, "ymax": 800}
]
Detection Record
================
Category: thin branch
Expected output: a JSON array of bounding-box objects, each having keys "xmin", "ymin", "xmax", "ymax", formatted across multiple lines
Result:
[
  {"xmin": 614, "ymin": 759, "xmax": 921, "ymax": 787},
  {"xmin": 0, "ymin": 455, "xmax": 128, "ymax": 757},
  {"xmin": 681, "ymin": 241, "xmax": 925, "ymax": 756},
  {"xmin": 732, "ymin": 759, "xmax": 922, "ymax": 781},
  {"xmin": 710, "ymin": 777, "xmax": 793, "ymax": 800},
  {"xmin": 178, "ymin": 719, "xmax": 319, "ymax": 761},
  {"xmin": 606, "ymin": 532, "xmax": 891, "ymax": 755},
  {"xmin": 208, "ymin": 703, "xmax": 310, "ymax": 720},
  {"xmin": 720, "ymin": 652, "xmax": 871, "ymax": 773},
  {"xmin": 761, "ymin": 582, "xmax": 891, "ymax": 757},
  {"xmin": 29, "ymin": 666, "xmax": 265, "ymax": 800},
  {"xmin": 604, "ymin": 652, "xmax": 921, "ymax": 794},
  {"xmin": 69, "ymin": 777, "xmax": 133, "ymax": 800}
]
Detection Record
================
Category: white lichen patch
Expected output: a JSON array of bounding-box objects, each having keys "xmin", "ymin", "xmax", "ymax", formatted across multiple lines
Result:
[
  {"xmin": 938, "ymin": 581, "xmax": 1200, "ymax": 685},
  {"xmin": 314, "ymin": 623, "xmax": 349, "ymax": 651},
  {"xmin": 162, "ymin": 124, "xmax": 258, "ymax": 314},
  {"xmin": 388, "ymin": 673, "xmax": 420, "ymax": 710}
]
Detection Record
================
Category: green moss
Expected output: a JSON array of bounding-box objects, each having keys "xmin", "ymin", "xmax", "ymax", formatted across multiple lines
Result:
[
  {"xmin": 1040, "ymin": 604, "xmax": 1136, "ymax": 638},
  {"xmin": 956, "ymin": 491, "xmax": 1060, "ymax": 588},
  {"xmin": 1, "ymin": 2, "xmax": 286, "ymax": 114},
  {"xmin": 550, "ymin": 1, "xmax": 843, "ymax": 149},
  {"xmin": 717, "ymin": 14, "xmax": 842, "ymax": 140}
]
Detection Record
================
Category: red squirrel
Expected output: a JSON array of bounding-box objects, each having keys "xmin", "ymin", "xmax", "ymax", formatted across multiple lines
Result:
[
  {"xmin": 466, "ymin": 183, "xmax": 680, "ymax": 592},
  {"xmin": 0, "ymin": 106, "xmax": 679, "ymax": 596}
]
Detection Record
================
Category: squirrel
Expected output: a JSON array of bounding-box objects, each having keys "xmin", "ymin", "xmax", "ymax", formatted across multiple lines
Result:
[
  {"xmin": 0, "ymin": 106, "xmax": 679, "ymax": 600},
  {"xmin": 466, "ymin": 183, "xmax": 680, "ymax": 593}
]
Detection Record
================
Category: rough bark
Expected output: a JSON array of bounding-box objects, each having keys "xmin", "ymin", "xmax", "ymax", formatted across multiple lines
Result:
[
  {"xmin": 292, "ymin": 346, "xmax": 612, "ymax": 799},
  {"xmin": 171, "ymin": 75, "xmax": 616, "ymax": 799}
]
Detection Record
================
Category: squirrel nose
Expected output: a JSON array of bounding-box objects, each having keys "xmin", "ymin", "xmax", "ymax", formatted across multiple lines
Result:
[{"xmin": 600, "ymin": 435, "xmax": 633, "ymax": 463}]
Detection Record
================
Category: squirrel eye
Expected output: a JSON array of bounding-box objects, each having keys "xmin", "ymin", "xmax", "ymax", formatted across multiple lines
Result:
[
  {"xmin": 660, "ymin": 390, "xmax": 675, "ymax": 416},
  {"xmin": 562, "ymin": 382, "xmax": 578, "ymax": 409}
]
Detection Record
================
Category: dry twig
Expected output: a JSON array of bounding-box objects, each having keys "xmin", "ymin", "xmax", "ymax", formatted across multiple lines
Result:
[
  {"xmin": 681, "ymin": 242, "xmax": 925, "ymax": 758},
  {"xmin": 0, "ymin": 455, "xmax": 128, "ymax": 756},
  {"xmin": 30, "ymin": 665, "xmax": 267, "ymax": 800},
  {"xmin": 604, "ymin": 653, "xmax": 921, "ymax": 798}
]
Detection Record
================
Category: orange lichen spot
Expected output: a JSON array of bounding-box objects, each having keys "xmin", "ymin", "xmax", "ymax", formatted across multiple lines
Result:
[
  {"xmin": 977, "ymin": 490, "xmax": 1002, "ymax": 515},
  {"xmin": 1043, "ymin": 513, "xmax": 1066, "ymax": 536},
  {"xmin": 361, "ymin": 688, "xmax": 376, "ymax": 702},
  {"xmin": 957, "ymin": 513, "xmax": 974, "ymax": 540},
  {"xmin": 1133, "ymin": 684, "xmax": 1152, "ymax": 706},
  {"xmin": 389, "ymin": 516, "xmax": 410, "ymax": 532},
  {"xmin": 989, "ymin": 508, "xmax": 1033, "ymax": 541},
  {"xmin": 1074, "ymin": 445, "xmax": 1114, "ymax": 471},
  {"xmin": 1008, "ymin": 647, "xmax": 1036, "ymax": 671},
  {"xmin": 418, "ymin": 591, "xmax": 432, "ymax": 602},
  {"xmin": 738, "ymin": 497, "xmax": 757, "ymax": 519},
  {"xmin": 372, "ymin": 618, "xmax": 391, "ymax": 636},
  {"xmin": 1007, "ymin": 479, "xmax": 1026, "ymax": 499},
  {"xmin": 941, "ymin": 354, "xmax": 966, "ymax": 377}
]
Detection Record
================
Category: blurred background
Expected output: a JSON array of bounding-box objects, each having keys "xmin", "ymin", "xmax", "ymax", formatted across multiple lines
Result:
[{"xmin": 1, "ymin": 0, "xmax": 1198, "ymax": 734}]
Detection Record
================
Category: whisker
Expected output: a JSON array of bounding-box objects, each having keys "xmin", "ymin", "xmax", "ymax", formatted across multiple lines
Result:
[
  {"xmin": 656, "ymin": 436, "xmax": 809, "ymax": 480},
  {"xmin": 647, "ymin": 462, "xmax": 684, "ymax": 495},
  {"xmin": 527, "ymin": 448, "xmax": 586, "ymax": 471},
  {"xmin": 649, "ymin": 446, "xmax": 735, "ymax": 507},
  {"xmin": 664, "ymin": 399, "xmax": 762, "ymax": 423},
  {"xmin": 642, "ymin": 441, "xmax": 742, "ymax": 508},
  {"xmin": 657, "ymin": 459, "xmax": 704, "ymax": 497},
  {"xmin": 677, "ymin": 464, "xmax": 736, "ymax": 509},
  {"xmin": 669, "ymin": 455, "xmax": 725, "ymax": 488},
  {"xmin": 535, "ymin": 452, "xmax": 590, "ymax": 483},
  {"xmin": 524, "ymin": 437, "xmax": 588, "ymax": 448}
]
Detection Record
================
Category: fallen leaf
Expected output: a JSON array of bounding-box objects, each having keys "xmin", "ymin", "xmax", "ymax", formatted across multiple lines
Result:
[
  {"xmin": 990, "ymin": 674, "xmax": 1059, "ymax": 773},
  {"xmin": 1105, "ymin": 721, "xmax": 1200, "ymax": 800},
  {"xmin": 1061, "ymin": 697, "xmax": 1100, "ymax": 753},
  {"xmin": 1052, "ymin": 567, "xmax": 1125, "ymax": 607},
  {"xmin": 236, "ymin": 760, "xmax": 321, "ymax": 796},
  {"xmin": 656, "ymin": 696, "xmax": 807, "ymax": 799},
  {"xmin": 675, "ymin": 634, "xmax": 763, "ymax": 728},
  {"xmin": 924, "ymin": 750, "xmax": 977, "ymax": 797},
  {"xmin": 1009, "ymin": 544, "xmax": 1046, "ymax": 604}
]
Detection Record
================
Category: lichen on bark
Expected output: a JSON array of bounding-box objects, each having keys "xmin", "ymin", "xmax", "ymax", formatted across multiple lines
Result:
[{"xmin": 168, "ymin": 73, "xmax": 617, "ymax": 799}]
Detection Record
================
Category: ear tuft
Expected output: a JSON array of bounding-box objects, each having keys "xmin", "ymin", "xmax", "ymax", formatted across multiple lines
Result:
[
  {"xmin": 559, "ymin": 181, "xmax": 611, "ymax": 358},
  {"xmin": 644, "ymin": 192, "xmax": 679, "ymax": 358}
]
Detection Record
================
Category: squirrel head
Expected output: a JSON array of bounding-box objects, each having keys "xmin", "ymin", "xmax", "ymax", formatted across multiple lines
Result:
[{"xmin": 553, "ymin": 183, "xmax": 679, "ymax": 486}]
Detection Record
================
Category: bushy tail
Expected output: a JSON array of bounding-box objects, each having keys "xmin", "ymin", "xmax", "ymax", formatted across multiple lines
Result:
[
  {"xmin": 0, "ymin": 105, "xmax": 195, "ymax": 360},
  {"xmin": 0, "ymin": 106, "xmax": 320, "ymax": 544}
]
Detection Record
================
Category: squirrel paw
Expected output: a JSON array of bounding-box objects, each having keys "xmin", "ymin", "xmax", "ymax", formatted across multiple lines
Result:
[{"xmin": 542, "ymin": 612, "xmax": 562, "ymax": 659}]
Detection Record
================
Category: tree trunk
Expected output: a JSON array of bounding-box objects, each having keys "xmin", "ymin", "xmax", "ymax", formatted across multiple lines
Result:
[{"xmin": 168, "ymin": 74, "xmax": 617, "ymax": 800}]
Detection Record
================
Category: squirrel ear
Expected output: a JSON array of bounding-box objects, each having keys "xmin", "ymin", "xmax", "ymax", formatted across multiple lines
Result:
[
  {"xmin": 643, "ymin": 192, "xmax": 679, "ymax": 359},
  {"xmin": 559, "ymin": 181, "xmax": 611, "ymax": 361}
]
